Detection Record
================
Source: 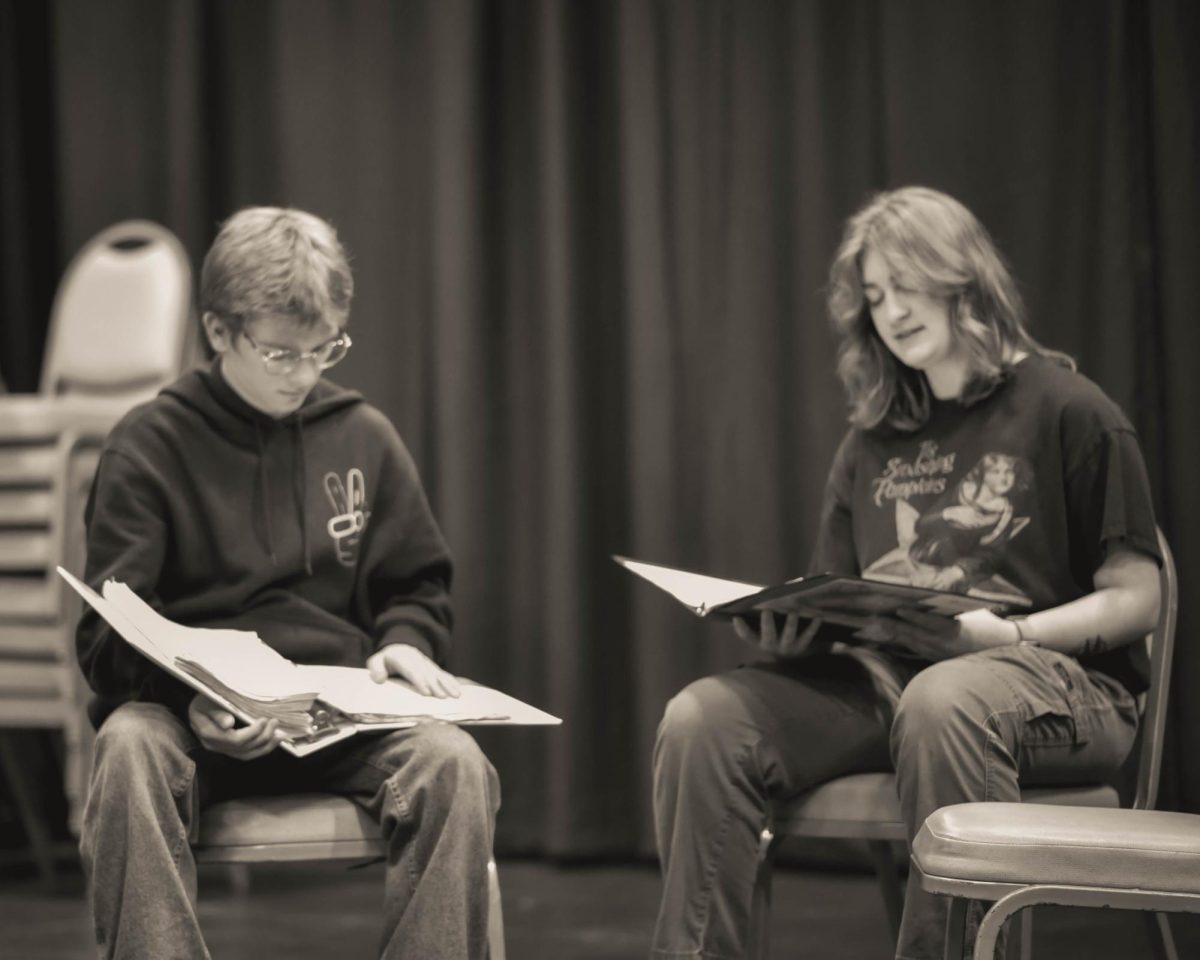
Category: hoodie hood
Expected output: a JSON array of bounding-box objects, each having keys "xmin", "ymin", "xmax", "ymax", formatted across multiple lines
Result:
[
  {"xmin": 163, "ymin": 362, "xmax": 366, "ymax": 573},
  {"xmin": 162, "ymin": 360, "xmax": 365, "ymax": 443}
]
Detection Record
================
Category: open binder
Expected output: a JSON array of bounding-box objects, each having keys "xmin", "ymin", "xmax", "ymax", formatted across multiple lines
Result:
[
  {"xmin": 60, "ymin": 567, "xmax": 560, "ymax": 757},
  {"xmin": 613, "ymin": 555, "xmax": 1015, "ymax": 638}
]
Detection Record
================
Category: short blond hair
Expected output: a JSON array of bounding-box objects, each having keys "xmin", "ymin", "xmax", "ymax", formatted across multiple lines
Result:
[{"xmin": 200, "ymin": 207, "xmax": 353, "ymax": 342}]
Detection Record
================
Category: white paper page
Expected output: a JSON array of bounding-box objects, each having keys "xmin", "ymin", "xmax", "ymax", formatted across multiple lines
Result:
[
  {"xmin": 101, "ymin": 580, "xmax": 317, "ymax": 700},
  {"xmin": 58, "ymin": 567, "xmax": 271, "ymax": 731},
  {"xmin": 613, "ymin": 556, "xmax": 763, "ymax": 614},
  {"xmin": 452, "ymin": 683, "xmax": 561, "ymax": 725},
  {"xmin": 296, "ymin": 665, "xmax": 561, "ymax": 725},
  {"xmin": 58, "ymin": 568, "xmax": 173, "ymax": 666}
]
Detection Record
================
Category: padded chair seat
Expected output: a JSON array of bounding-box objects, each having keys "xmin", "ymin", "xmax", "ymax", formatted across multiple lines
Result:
[
  {"xmin": 775, "ymin": 773, "xmax": 907, "ymax": 838},
  {"xmin": 193, "ymin": 792, "xmax": 508, "ymax": 957},
  {"xmin": 195, "ymin": 793, "xmax": 383, "ymax": 862},
  {"xmin": 774, "ymin": 773, "xmax": 1119, "ymax": 841},
  {"xmin": 915, "ymin": 802, "xmax": 1200, "ymax": 896}
]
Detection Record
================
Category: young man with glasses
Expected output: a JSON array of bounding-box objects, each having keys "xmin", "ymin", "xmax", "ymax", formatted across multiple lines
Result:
[{"xmin": 76, "ymin": 207, "xmax": 499, "ymax": 960}]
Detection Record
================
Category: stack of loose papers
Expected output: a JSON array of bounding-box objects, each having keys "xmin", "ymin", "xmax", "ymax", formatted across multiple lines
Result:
[
  {"xmin": 174, "ymin": 659, "xmax": 322, "ymax": 741},
  {"xmin": 59, "ymin": 568, "xmax": 561, "ymax": 757}
]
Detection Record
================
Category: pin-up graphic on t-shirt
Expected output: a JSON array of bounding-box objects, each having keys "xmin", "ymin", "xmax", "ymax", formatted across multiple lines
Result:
[
  {"xmin": 864, "ymin": 449, "xmax": 1033, "ymax": 608},
  {"xmin": 325, "ymin": 468, "xmax": 370, "ymax": 566}
]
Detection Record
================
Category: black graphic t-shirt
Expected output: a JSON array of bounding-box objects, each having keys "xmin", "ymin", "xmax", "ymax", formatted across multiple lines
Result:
[{"xmin": 810, "ymin": 354, "xmax": 1160, "ymax": 695}]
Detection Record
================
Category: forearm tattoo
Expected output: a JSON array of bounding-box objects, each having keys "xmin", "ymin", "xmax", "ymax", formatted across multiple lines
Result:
[{"xmin": 1080, "ymin": 635, "xmax": 1110, "ymax": 656}]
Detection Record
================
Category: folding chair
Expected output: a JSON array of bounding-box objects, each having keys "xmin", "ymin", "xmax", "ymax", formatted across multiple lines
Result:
[
  {"xmin": 914, "ymin": 802, "xmax": 1197, "ymax": 960},
  {"xmin": 751, "ymin": 527, "xmax": 1177, "ymax": 960},
  {"xmin": 193, "ymin": 792, "xmax": 506, "ymax": 959}
]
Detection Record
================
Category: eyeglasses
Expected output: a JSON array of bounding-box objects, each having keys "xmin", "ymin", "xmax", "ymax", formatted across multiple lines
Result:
[{"xmin": 239, "ymin": 329, "xmax": 352, "ymax": 376}]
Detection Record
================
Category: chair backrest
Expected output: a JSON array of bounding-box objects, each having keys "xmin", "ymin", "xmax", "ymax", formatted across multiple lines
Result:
[
  {"xmin": 1132, "ymin": 527, "xmax": 1178, "ymax": 811},
  {"xmin": 40, "ymin": 220, "xmax": 196, "ymax": 401}
]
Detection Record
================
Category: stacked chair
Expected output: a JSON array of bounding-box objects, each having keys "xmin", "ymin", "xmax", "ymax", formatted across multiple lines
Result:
[{"xmin": 0, "ymin": 220, "xmax": 195, "ymax": 883}]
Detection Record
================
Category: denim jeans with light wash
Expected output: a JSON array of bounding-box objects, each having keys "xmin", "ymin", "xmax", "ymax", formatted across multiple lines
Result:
[
  {"xmin": 651, "ymin": 645, "xmax": 1138, "ymax": 960},
  {"xmin": 80, "ymin": 701, "xmax": 501, "ymax": 960}
]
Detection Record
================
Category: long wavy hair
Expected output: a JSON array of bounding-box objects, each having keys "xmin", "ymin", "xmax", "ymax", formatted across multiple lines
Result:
[{"xmin": 827, "ymin": 187, "xmax": 1074, "ymax": 432}]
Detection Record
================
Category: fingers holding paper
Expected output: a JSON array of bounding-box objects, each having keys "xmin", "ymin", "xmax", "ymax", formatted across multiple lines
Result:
[
  {"xmin": 188, "ymin": 693, "xmax": 284, "ymax": 760},
  {"xmin": 734, "ymin": 610, "xmax": 824, "ymax": 659},
  {"xmin": 367, "ymin": 642, "xmax": 462, "ymax": 698}
]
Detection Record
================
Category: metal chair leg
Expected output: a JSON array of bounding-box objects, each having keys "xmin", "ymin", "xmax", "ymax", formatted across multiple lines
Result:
[
  {"xmin": 226, "ymin": 864, "xmax": 251, "ymax": 895},
  {"xmin": 1018, "ymin": 907, "xmax": 1033, "ymax": 960},
  {"xmin": 866, "ymin": 839, "xmax": 904, "ymax": 940},
  {"xmin": 1148, "ymin": 911, "xmax": 1179, "ymax": 960},
  {"xmin": 943, "ymin": 896, "xmax": 968, "ymax": 960},
  {"xmin": 749, "ymin": 827, "xmax": 776, "ymax": 960},
  {"xmin": 487, "ymin": 859, "xmax": 506, "ymax": 960},
  {"xmin": 0, "ymin": 731, "xmax": 57, "ymax": 888}
]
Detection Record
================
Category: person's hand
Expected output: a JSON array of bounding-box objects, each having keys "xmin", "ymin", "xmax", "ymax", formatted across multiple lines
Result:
[
  {"xmin": 922, "ymin": 564, "xmax": 967, "ymax": 591},
  {"xmin": 879, "ymin": 607, "xmax": 1018, "ymax": 661},
  {"xmin": 733, "ymin": 610, "xmax": 824, "ymax": 659},
  {"xmin": 188, "ymin": 693, "xmax": 284, "ymax": 760},
  {"xmin": 366, "ymin": 643, "xmax": 461, "ymax": 698},
  {"xmin": 953, "ymin": 608, "xmax": 1023, "ymax": 652}
]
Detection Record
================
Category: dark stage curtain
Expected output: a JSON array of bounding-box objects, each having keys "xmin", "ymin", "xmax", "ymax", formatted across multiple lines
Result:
[{"xmin": 1, "ymin": 0, "xmax": 1196, "ymax": 857}]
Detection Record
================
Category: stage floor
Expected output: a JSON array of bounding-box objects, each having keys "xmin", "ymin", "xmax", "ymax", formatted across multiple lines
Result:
[{"xmin": 3, "ymin": 857, "xmax": 1197, "ymax": 959}]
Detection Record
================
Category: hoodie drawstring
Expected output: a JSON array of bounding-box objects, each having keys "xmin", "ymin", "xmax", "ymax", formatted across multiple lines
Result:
[
  {"xmin": 254, "ymin": 417, "xmax": 312, "ymax": 576},
  {"xmin": 254, "ymin": 422, "xmax": 278, "ymax": 566},
  {"xmin": 294, "ymin": 419, "xmax": 312, "ymax": 576}
]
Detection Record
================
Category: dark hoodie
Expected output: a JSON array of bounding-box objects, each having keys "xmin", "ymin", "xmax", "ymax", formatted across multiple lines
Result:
[{"xmin": 76, "ymin": 362, "xmax": 453, "ymax": 727}]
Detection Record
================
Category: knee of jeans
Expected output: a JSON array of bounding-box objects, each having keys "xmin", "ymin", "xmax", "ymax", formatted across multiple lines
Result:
[
  {"xmin": 392, "ymin": 722, "xmax": 498, "ymax": 805},
  {"xmin": 93, "ymin": 702, "xmax": 187, "ymax": 776},
  {"xmin": 657, "ymin": 676, "xmax": 739, "ymax": 757},
  {"xmin": 891, "ymin": 662, "xmax": 980, "ymax": 757}
]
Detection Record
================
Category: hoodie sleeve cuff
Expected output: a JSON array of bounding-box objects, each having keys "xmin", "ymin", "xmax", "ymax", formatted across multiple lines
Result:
[
  {"xmin": 147, "ymin": 670, "xmax": 200, "ymax": 723},
  {"xmin": 376, "ymin": 625, "xmax": 437, "ymax": 664}
]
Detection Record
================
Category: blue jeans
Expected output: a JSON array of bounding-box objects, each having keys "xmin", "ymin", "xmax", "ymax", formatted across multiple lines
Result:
[
  {"xmin": 651, "ymin": 645, "xmax": 1138, "ymax": 960},
  {"xmin": 80, "ymin": 701, "xmax": 501, "ymax": 960}
]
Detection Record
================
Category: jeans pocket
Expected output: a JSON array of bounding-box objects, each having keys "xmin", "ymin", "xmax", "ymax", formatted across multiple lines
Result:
[{"xmin": 1020, "ymin": 650, "xmax": 1094, "ymax": 747}]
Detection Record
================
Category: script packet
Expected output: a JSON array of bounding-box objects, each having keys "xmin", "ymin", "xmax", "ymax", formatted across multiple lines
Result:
[
  {"xmin": 61, "ymin": 567, "xmax": 560, "ymax": 757},
  {"xmin": 613, "ymin": 555, "xmax": 1015, "ymax": 640}
]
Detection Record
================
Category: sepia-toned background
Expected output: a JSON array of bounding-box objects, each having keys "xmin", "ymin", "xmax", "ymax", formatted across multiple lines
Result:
[{"xmin": 1, "ymin": 0, "xmax": 1197, "ymax": 861}]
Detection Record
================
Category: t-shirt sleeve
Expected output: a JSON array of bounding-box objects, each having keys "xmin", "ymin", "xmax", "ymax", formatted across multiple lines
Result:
[
  {"xmin": 1058, "ymin": 395, "xmax": 1160, "ymax": 695},
  {"xmin": 1063, "ymin": 418, "xmax": 1161, "ymax": 580}
]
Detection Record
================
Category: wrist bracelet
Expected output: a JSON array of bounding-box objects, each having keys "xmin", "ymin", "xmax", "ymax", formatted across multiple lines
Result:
[{"xmin": 1011, "ymin": 617, "xmax": 1037, "ymax": 646}]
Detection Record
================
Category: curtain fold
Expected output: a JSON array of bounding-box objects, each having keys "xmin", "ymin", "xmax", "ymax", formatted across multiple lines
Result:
[
  {"xmin": 0, "ymin": 0, "xmax": 58, "ymax": 391},
  {"xmin": 2, "ymin": 0, "xmax": 1195, "ymax": 856}
]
